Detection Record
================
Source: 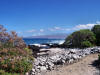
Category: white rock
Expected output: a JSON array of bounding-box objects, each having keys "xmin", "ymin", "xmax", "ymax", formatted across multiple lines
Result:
[
  {"xmin": 32, "ymin": 68, "xmax": 35, "ymax": 72},
  {"xmin": 68, "ymin": 59, "xmax": 74, "ymax": 64},
  {"xmin": 72, "ymin": 54, "xmax": 79, "ymax": 60},
  {"xmin": 40, "ymin": 66, "xmax": 47, "ymax": 71}
]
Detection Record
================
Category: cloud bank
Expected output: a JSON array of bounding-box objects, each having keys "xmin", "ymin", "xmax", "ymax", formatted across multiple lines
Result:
[{"xmin": 18, "ymin": 21, "xmax": 100, "ymax": 36}]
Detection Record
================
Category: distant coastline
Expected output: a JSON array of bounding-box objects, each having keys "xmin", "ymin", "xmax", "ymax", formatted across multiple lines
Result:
[{"xmin": 23, "ymin": 33, "xmax": 68, "ymax": 39}]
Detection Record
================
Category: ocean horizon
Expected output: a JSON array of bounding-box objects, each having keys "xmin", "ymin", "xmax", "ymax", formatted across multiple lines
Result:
[{"xmin": 23, "ymin": 38, "xmax": 65, "ymax": 45}]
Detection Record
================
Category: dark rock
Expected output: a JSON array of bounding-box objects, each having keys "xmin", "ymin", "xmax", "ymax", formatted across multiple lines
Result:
[
  {"xmin": 28, "ymin": 45, "xmax": 40, "ymax": 52},
  {"xmin": 50, "ymin": 44, "xmax": 60, "ymax": 48},
  {"xmin": 28, "ymin": 45, "xmax": 40, "ymax": 57}
]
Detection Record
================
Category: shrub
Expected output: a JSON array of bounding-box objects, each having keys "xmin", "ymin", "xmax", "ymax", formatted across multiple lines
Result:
[
  {"xmin": 0, "ymin": 47, "xmax": 33, "ymax": 74},
  {"xmin": 81, "ymin": 41, "xmax": 93, "ymax": 48},
  {"xmin": 0, "ymin": 25, "xmax": 34, "ymax": 74},
  {"xmin": 64, "ymin": 29, "xmax": 96, "ymax": 48},
  {"xmin": 0, "ymin": 70, "xmax": 20, "ymax": 75},
  {"xmin": 0, "ymin": 57, "xmax": 33, "ymax": 74},
  {"xmin": 97, "ymin": 55, "xmax": 100, "ymax": 68},
  {"xmin": 0, "ymin": 25, "xmax": 26, "ymax": 48},
  {"xmin": 92, "ymin": 25, "xmax": 100, "ymax": 46}
]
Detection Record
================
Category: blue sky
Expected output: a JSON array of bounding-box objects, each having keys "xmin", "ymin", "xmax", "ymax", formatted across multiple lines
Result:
[{"xmin": 0, "ymin": 0, "xmax": 100, "ymax": 37}]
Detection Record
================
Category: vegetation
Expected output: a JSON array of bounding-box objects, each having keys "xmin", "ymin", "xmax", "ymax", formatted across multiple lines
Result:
[
  {"xmin": 91, "ymin": 25, "xmax": 100, "ymax": 71},
  {"xmin": 96, "ymin": 55, "xmax": 100, "ymax": 69},
  {"xmin": 81, "ymin": 41, "xmax": 93, "ymax": 48},
  {"xmin": 91, "ymin": 25, "xmax": 100, "ymax": 46},
  {"xmin": 0, "ymin": 70, "xmax": 20, "ymax": 75},
  {"xmin": 63, "ymin": 24, "xmax": 100, "ymax": 71},
  {"xmin": 0, "ymin": 25, "xmax": 33, "ymax": 75},
  {"xmin": 64, "ymin": 24, "xmax": 100, "ymax": 48},
  {"xmin": 64, "ymin": 29, "xmax": 96, "ymax": 48},
  {"xmin": 0, "ymin": 23, "xmax": 100, "ymax": 74}
]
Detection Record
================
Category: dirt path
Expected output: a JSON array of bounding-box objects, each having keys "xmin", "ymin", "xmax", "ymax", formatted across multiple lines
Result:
[{"xmin": 45, "ymin": 54, "xmax": 99, "ymax": 75}]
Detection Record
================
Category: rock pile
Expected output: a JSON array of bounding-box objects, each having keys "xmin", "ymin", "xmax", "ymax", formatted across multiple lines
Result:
[{"xmin": 30, "ymin": 47, "xmax": 100, "ymax": 75}]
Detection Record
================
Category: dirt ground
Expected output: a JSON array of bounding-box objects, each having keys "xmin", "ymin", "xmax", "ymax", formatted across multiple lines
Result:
[{"xmin": 44, "ymin": 54, "xmax": 100, "ymax": 75}]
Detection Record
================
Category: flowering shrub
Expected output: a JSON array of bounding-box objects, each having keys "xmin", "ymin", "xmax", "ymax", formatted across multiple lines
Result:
[{"xmin": 0, "ymin": 25, "xmax": 33, "ymax": 75}]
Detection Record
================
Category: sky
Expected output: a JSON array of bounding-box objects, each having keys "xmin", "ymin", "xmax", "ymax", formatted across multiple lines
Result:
[{"xmin": 0, "ymin": 0, "xmax": 100, "ymax": 37}]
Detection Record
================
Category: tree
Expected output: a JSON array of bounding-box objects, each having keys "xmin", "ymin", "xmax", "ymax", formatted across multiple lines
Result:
[
  {"xmin": 92, "ymin": 25, "xmax": 100, "ymax": 46},
  {"xmin": 64, "ymin": 29, "xmax": 96, "ymax": 48}
]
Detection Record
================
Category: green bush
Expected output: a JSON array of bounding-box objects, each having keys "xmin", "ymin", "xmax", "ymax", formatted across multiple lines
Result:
[
  {"xmin": 64, "ymin": 29, "xmax": 96, "ymax": 48},
  {"xmin": 92, "ymin": 25, "xmax": 100, "ymax": 46},
  {"xmin": 81, "ymin": 41, "xmax": 93, "ymax": 48}
]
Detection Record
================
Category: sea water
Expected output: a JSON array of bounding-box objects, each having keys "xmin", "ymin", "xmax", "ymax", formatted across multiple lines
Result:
[{"xmin": 23, "ymin": 38, "xmax": 65, "ymax": 45}]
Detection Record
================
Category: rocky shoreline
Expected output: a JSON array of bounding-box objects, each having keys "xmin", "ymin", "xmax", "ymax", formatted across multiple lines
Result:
[{"xmin": 29, "ymin": 47, "xmax": 100, "ymax": 75}]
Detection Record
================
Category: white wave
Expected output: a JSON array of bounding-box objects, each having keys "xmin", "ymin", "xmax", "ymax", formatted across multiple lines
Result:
[{"xmin": 48, "ymin": 40, "xmax": 65, "ymax": 44}]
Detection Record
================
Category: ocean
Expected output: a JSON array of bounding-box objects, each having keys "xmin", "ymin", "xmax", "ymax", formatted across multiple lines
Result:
[{"xmin": 23, "ymin": 38, "xmax": 65, "ymax": 45}]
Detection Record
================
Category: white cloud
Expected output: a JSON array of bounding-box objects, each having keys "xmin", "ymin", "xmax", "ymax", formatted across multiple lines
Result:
[
  {"xmin": 40, "ymin": 29, "xmax": 44, "ymax": 32},
  {"xmin": 27, "ymin": 29, "xmax": 45, "ymax": 33},
  {"xmin": 17, "ymin": 31, "xmax": 22, "ymax": 34},
  {"xmin": 49, "ymin": 22, "xmax": 99, "ymax": 33},
  {"xmin": 54, "ymin": 27, "xmax": 61, "ymax": 30},
  {"xmin": 49, "ymin": 28, "xmax": 55, "ymax": 31},
  {"xmin": 74, "ymin": 23, "xmax": 95, "ymax": 30},
  {"xmin": 48, "ymin": 21, "xmax": 100, "ymax": 33},
  {"xmin": 62, "ymin": 28, "xmax": 71, "ymax": 31},
  {"xmin": 73, "ymin": 21, "xmax": 100, "ymax": 30},
  {"xmin": 24, "ymin": 21, "xmax": 100, "ymax": 36},
  {"xmin": 32, "ymin": 33, "xmax": 44, "ymax": 36},
  {"xmin": 96, "ymin": 21, "xmax": 100, "ymax": 24},
  {"xmin": 27, "ymin": 29, "xmax": 36, "ymax": 33},
  {"xmin": 49, "ymin": 27, "xmax": 61, "ymax": 31},
  {"xmin": 49, "ymin": 26, "xmax": 71, "ymax": 31}
]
